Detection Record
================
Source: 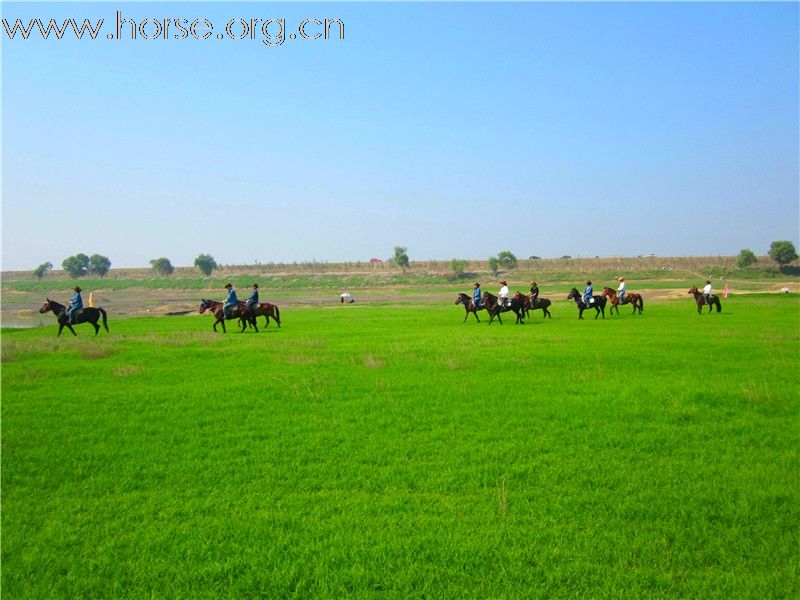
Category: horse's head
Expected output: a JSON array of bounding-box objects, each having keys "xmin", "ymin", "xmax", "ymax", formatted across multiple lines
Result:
[
  {"xmin": 199, "ymin": 299, "xmax": 213, "ymax": 314},
  {"xmin": 688, "ymin": 287, "xmax": 698, "ymax": 294},
  {"xmin": 455, "ymin": 294, "xmax": 467, "ymax": 305},
  {"xmin": 602, "ymin": 287, "xmax": 613, "ymax": 296},
  {"xmin": 39, "ymin": 299, "xmax": 53, "ymax": 314},
  {"xmin": 567, "ymin": 288, "xmax": 579, "ymax": 300}
]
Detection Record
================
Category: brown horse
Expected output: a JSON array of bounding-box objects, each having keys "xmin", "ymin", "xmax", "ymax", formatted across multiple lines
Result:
[
  {"xmin": 522, "ymin": 293, "xmax": 552, "ymax": 319},
  {"xmin": 39, "ymin": 298, "xmax": 109, "ymax": 336},
  {"xmin": 485, "ymin": 291, "xmax": 526, "ymax": 324},
  {"xmin": 454, "ymin": 293, "xmax": 487, "ymax": 323},
  {"xmin": 248, "ymin": 302, "xmax": 282, "ymax": 328},
  {"xmin": 688, "ymin": 287, "xmax": 722, "ymax": 314},
  {"xmin": 199, "ymin": 299, "xmax": 257, "ymax": 333},
  {"xmin": 601, "ymin": 287, "xmax": 644, "ymax": 315}
]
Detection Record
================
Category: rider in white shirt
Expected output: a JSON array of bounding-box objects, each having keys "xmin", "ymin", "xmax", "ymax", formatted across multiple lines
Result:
[
  {"xmin": 703, "ymin": 280, "xmax": 713, "ymax": 304},
  {"xmin": 617, "ymin": 277, "xmax": 626, "ymax": 302},
  {"xmin": 498, "ymin": 280, "xmax": 510, "ymax": 307}
]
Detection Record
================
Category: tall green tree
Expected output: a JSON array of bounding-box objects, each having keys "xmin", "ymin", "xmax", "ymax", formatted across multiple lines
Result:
[
  {"xmin": 736, "ymin": 248, "xmax": 757, "ymax": 268},
  {"xmin": 150, "ymin": 258, "xmax": 174, "ymax": 277},
  {"xmin": 497, "ymin": 250, "xmax": 518, "ymax": 270},
  {"xmin": 194, "ymin": 253, "xmax": 218, "ymax": 276},
  {"xmin": 88, "ymin": 254, "xmax": 111, "ymax": 278},
  {"xmin": 768, "ymin": 241, "xmax": 798, "ymax": 268},
  {"xmin": 393, "ymin": 246, "xmax": 409, "ymax": 274},
  {"xmin": 32, "ymin": 261, "xmax": 53, "ymax": 280},
  {"xmin": 62, "ymin": 253, "xmax": 90, "ymax": 278}
]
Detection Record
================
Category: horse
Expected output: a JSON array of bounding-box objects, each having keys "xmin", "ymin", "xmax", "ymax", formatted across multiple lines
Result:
[
  {"xmin": 522, "ymin": 293, "xmax": 552, "ymax": 319},
  {"xmin": 247, "ymin": 302, "xmax": 282, "ymax": 328},
  {"xmin": 39, "ymin": 298, "xmax": 109, "ymax": 336},
  {"xmin": 688, "ymin": 287, "xmax": 722, "ymax": 314},
  {"xmin": 199, "ymin": 299, "xmax": 257, "ymax": 333},
  {"xmin": 454, "ymin": 293, "xmax": 487, "ymax": 323},
  {"xmin": 567, "ymin": 288, "xmax": 606, "ymax": 320},
  {"xmin": 601, "ymin": 287, "xmax": 644, "ymax": 315},
  {"xmin": 484, "ymin": 291, "xmax": 526, "ymax": 325}
]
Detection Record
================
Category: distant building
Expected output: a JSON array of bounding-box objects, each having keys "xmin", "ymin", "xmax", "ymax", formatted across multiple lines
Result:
[{"xmin": 369, "ymin": 258, "xmax": 383, "ymax": 264}]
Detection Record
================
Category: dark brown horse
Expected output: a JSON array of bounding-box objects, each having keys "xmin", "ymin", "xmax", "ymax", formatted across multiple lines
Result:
[
  {"xmin": 601, "ymin": 287, "xmax": 644, "ymax": 315},
  {"xmin": 688, "ymin": 287, "xmax": 722, "ymax": 314},
  {"xmin": 39, "ymin": 298, "xmax": 109, "ymax": 336},
  {"xmin": 485, "ymin": 291, "xmax": 526, "ymax": 325},
  {"xmin": 246, "ymin": 302, "xmax": 282, "ymax": 328},
  {"xmin": 567, "ymin": 288, "xmax": 606, "ymax": 320},
  {"xmin": 454, "ymin": 293, "xmax": 487, "ymax": 323},
  {"xmin": 522, "ymin": 293, "xmax": 552, "ymax": 319},
  {"xmin": 199, "ymin": 299, "xmax": 257, "ymax": 333}
]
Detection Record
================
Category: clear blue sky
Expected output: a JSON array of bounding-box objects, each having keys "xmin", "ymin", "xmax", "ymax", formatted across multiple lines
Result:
[{"xmin": 3, "ymin": 2, "xmax": 798, "ymax": 270}]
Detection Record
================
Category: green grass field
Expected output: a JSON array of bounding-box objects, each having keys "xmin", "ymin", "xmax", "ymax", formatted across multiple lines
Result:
[{"xmin": 2, "ymin": 296, "xmax": 798, "ymax": 598}]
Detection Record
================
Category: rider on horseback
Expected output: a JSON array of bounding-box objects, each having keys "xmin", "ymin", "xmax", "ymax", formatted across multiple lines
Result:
[
  {"xmin": 498, "ymin": 280, "xmax": 510, "ymax": 307},
  {"xmin": 223, "ymin": 283, "xmax": 238, "ymax": 319},
  {"xmin": 65, "ymin": 286, "xmax": 83, "ymax": 324},
  {"xmin": 246, "ymin": 283, "xmax": 259, "ymax": 312},
  {"xmin": 473, "ymin": 282, "xmax": 482, "ymax": 308},
  {"xmin": 703, "ymin": 280, "xmax": 713, "ymax": 305},
  {"xmin": 583, "ymin": 281, "xmax": 593, "ymax": 306},
  {"xmin": 530, "ymin": 281, "xmax": 539, "ymax": 304},
  {"xmin": 617, "ymin": 277, "xmax": 626, "ymax": 303}
]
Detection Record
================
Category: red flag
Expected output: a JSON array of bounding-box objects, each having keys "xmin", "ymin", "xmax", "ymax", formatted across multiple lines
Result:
[{"xmin": 722, "ymin": 284, "xmax": 729, "ymax": 299}]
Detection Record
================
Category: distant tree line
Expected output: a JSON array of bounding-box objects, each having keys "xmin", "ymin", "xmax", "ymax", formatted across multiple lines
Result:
[{"xmin": 30, "ymin": 241, "xmax": 799, "ymax": 280}]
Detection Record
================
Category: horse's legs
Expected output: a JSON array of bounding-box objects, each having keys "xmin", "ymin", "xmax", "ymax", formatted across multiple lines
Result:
[
  {"xmin": 67, "ymin": 323, "xmax": 77, "ymax": 336},
  {"xmin": 92, "ymin": 321, "xmax": 100, "ymax": 335},
  {"xmin": 57, "ymin": 323, "xmax": 63, "ymax": 336},
  {"xmin": 472, "ymin": 310, "xmax": 480, "ymax": 323}
]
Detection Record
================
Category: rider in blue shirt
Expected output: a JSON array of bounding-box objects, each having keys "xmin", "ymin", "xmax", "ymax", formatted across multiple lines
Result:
[
  {"xmin": 583, "ymin": 281, "xmax": 593, "ymax": 306},
  {"xmin": 223, "ymin": 283, "xmax": 238, "ymax": 319},
  {"xmin": 66, "ymin": 286, "xmax": 83, "ymax": 324},
  {"xmin": 472, "ymin": 282, "xmax": 482, "ymax": 308}
]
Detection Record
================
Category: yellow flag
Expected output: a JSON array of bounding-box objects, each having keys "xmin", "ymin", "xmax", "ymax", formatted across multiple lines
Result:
[{"xmin": 88, "ymin": 291, "xmax": 95, "ymax": 307}]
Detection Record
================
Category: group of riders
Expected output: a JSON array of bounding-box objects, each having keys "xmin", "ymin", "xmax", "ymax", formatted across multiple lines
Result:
[{"xmin": 471, "ymin": 277, "xmax": 631, "ymax": 309}]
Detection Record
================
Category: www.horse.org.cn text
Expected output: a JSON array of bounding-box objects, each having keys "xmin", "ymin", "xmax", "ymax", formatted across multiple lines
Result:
[{"xmin": 2, "ymin": 11, "xmax": 345, "ymax": 47}]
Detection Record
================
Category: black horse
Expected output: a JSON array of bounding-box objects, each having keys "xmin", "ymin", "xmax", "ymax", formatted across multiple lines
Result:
[
  {"xmin": 688, "ymin": 287, "xmax": 722, "ymax": 314},
  {"xmin": 484, "ymin": 291, "xmax": 526, "ymax": 325},
  {"xmin": 39, "ymin": 298, "xmax": 109, "ymax": 336},
  {"xmin": 567, "ymin": 288, "xmax": 606, "ymax": 320},
  {"xmin": 455, "ymin": 293, "xmax": 487, "ymax": 323}
]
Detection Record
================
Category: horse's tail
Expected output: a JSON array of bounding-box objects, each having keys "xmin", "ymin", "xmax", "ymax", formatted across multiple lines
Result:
[
  {"xmin": 639, "ymin": 296, "xmax": 644, "ymax": 312},
  {"xmin": 715, "ymin": 299, "xmax": 722, "ymax": 313},
  {"xmin": 274, "ymin": 305, "xmax": 281, "ymax": 325},
  {"xmin": 98, "ymin": 307, "xmax": 109, "ymax": 332}
]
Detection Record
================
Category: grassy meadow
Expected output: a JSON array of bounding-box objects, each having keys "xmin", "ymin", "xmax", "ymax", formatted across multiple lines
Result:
[{"xmin": 2, "ymin": 294, "xmax": 799, "ymax": 597}]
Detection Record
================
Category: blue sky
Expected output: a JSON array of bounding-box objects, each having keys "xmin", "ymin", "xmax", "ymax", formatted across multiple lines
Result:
[{"xmin": 2, "ymin": 2, "xmax": 798, "ymax": 270}]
